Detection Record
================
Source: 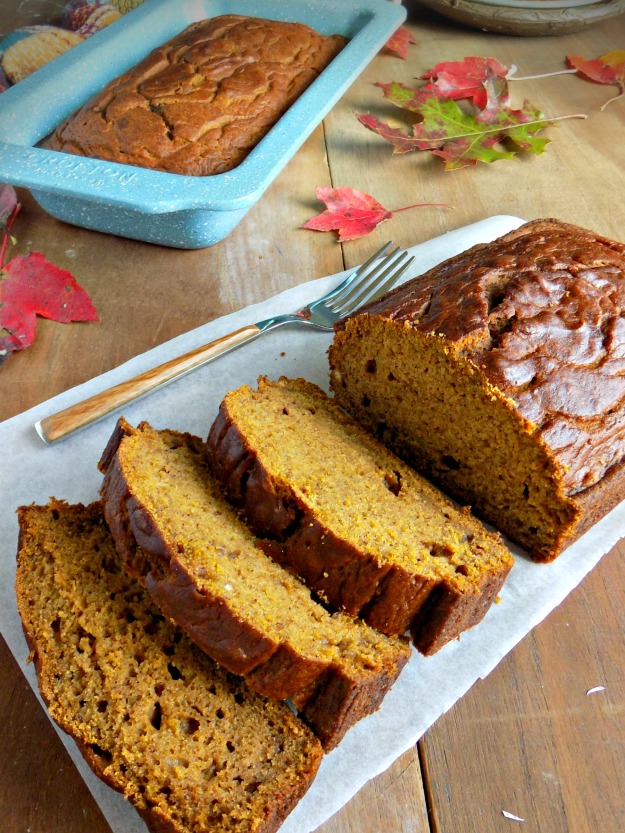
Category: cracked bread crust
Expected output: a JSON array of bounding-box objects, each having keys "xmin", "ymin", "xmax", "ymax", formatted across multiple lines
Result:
[
  {"xmin": 205, "ymin": 377, "xmax": 513, "ymax": 656},
  {"xmin": 329, "ymin": 219, "xmax": 625, "ymax": 561},
  {"xmin": 348, "ymin": 219, "xmax": 625, "ymax": 496},
  {"xmin": 99, "ymin": 418, "xmax": 410, "ymax": 751},
  {"xmin": 41, "ymin": 15, "xmax": 346, "ymax": 175}
]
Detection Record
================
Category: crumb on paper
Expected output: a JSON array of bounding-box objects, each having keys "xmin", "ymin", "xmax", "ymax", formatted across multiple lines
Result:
[
  {"xmin": 502, "ymin": 810, "xmax": 525, "ymax": 822},
  {"xmin": 586, "ymin": 685, "xmax": 605, "ymax": 695},
  {"xmin": 281, "ymin": 351, "xmax": 286, "ymax": 357}
]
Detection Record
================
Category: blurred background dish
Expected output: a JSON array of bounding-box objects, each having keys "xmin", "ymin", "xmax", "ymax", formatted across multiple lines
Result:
[{"xmin": 415, "ymin": 0, "xmax": 625, "ymax": 35}]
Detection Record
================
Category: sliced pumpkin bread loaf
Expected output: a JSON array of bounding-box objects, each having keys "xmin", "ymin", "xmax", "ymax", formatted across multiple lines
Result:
[
  {"xmin": 329, "ymin": 219, "xmax": 625, "ymax": 561},
  {"xmin": 15, "ymin": 500, "xmax": 323, "ymax": 833},
  {"xmin": 98, "ymin": 419, "xmax": 410, "ymax": 751},
  {"xmin": 205, "ymin": 376, "xmax": 513, "ymax": 656}
]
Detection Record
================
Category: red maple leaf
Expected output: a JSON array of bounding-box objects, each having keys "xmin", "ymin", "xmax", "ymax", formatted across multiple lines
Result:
[
  {"xmin": 567, "ymin": 50, "xmax": 625, "ymax": 109},
  {"xmin": 420, "ymin": 56, "xmax": 512, "ymax": 115},
  {"xmin": 375, "ymin": 58, "xmax": 512, "ymax": 128},
  {"xmin": 302, "ymin": 185, "xmax": 447, "ymax": 241},
  {"xmin": 384, "ymin": 25, "xmax": 417, "ymax": 60},
  {"xmin": 0, "ymin": 252, "xmax": 99, "ymax": 360}
]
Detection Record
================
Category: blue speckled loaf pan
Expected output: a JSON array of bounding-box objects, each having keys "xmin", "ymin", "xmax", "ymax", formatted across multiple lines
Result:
[{"xmin": 0, "ymin": 0, "xmax": 405, "ymax": 248}]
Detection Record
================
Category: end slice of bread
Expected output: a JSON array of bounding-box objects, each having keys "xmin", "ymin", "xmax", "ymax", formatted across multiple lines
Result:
[{"xmin": 15, "ymin": 500, "xmax": 322, "ymax": 833}]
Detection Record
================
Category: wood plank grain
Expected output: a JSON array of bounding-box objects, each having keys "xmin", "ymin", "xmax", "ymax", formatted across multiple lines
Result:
[
  {"xmin": 316, "ymin": 747, "xmax": 431, "ymax": 833},
  {"xmin": 327, "ymin": 4, "xmax": 625, "ymax": 270},
  {"xmin": 421, "ymin": 541, "xmax": 625, "ymax": 833}
]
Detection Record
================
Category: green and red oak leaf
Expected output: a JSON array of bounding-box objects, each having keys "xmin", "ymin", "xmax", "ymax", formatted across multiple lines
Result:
[{"xmin": 359, "ymin": 97, "xmax": 550, "ymax": 171}]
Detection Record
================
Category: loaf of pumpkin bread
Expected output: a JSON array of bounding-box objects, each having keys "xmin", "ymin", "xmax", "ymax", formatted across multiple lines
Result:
[
  {"xmin": 329, "ymin": 219, "xmax": 625, "ymax": 562},
  {"xmin": 42, "ymin": 15, "xmax": 346, "ymax": 175},
  {"xmin": 16, "ymin": 500, "xmax": 322, "ymax": 833},
  {"xmin": 98, "ymin": 418, "xmax": 410, "ymax": 751},
  {"xmin": 206, "ymin": 377, "xmax": 513, "ymax": 656}
]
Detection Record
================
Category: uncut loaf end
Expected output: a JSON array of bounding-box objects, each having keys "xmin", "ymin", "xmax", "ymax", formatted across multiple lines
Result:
[
  {"xmin": 329, "ymin": 219, "xmax": 625, "ymax": 562},
  {"xmin": 42, "ymin": 15, "xmax": 346, "ymax": 176},
  {"xmin": 98, "ymin": 419, "xmax": 411, "ymax": 751},
  {"xmin": 15, "ymin": 500, "xmax": 322, "ymax": 833},
  {"xmin": 205, "ymin": 376, "xmax": 513, "ymax": 656}
]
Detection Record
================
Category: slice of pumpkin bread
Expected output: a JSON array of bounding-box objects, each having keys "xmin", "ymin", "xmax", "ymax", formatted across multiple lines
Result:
[
  {"xmin": 98, "ymin": 419, "xmax": 410, "ymax": 751},
  {"xmin": 329, "ymin": 219, "xmax": 625, "ymax": 561},
  {"xmin": 15, "ymin": 500, "xmax": 322, "ymax": 833},
  {"xmin": 205, "ymin": 376, "xmax": 513, "ymax": 656}
]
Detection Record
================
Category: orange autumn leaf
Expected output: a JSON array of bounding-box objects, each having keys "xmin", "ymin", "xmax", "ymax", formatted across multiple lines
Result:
[
  {"xmin": 0, "ymin": 184, "xmax": 18, "ymax": 228},
  {"xmin": 567, "ymin": 50, "xmax": 625, "ymax": 109}
]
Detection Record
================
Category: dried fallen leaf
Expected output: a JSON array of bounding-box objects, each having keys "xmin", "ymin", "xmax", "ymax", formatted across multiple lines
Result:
[
  {"xmin": 376, "ymin": 57, "xmax": 512, "ymax": 122},
  {"xmin": 0, "ymin": 252, "xmax": 99, "ymax": 360},
  {"xmin": 384, "ymin": 25, "xmax": 417, "ymax": 60},
  {"xmin": 420, "ymin": 56, "xmax": 512, "ymax": 114},
  {"xmin": 302, "ymin": 185, "xmax": 447, "ymax": 241},
  {"xmin": 359, "ymin": 97, "xmax": 553, "ymax": 170},
  {"xmin": 363, "ymin": 53, "xmax": 588, "ymax": 171},
  {"xmin": 567, "ymin": 50, "xmax": 625, "ymax": 110},
  {"xmin": 0, "ymin": 298, "xmax": 34, "ymax": 356}
]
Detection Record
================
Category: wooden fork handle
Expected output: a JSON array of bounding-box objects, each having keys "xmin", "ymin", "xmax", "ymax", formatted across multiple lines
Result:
[{"xmin": 35, "ymin": 323, "xmax": 262, "ymax": 444}]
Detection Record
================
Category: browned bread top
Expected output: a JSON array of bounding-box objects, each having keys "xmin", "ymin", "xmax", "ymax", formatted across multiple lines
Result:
[
  {"xmin": 42, "ymin": 15, "xmax": 346, "ymax": 175},
  {"xmin": 347, "ymin": 219, "xmax": 625, "ymax": 498}
]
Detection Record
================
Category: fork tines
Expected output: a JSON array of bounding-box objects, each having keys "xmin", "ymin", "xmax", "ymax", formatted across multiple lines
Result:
[{"xmin": 329, "ymin": 245, "xmax": 415, "ymax": 315}]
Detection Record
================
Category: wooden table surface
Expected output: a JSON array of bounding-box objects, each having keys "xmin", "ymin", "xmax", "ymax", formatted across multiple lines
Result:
[{"xmin": 2, "ymin": 2, "xmax": 625, "ymax": 832}]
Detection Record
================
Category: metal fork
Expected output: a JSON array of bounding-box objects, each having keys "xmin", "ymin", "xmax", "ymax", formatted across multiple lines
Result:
[{"xmin": 35, "ymin": 242, "xmax": 414, "ymax": 444}]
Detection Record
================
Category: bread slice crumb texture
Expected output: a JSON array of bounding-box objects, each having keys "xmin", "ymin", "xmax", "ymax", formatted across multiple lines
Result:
[
  {"xmin": 99, "ymin": 420, "xmax": 410, "ymax": 748},
  {"xmin": 114, "ymin": 424, "xmax": 404, "ymax": 668},
  {"xmin": 15, "ymin": 500, "xmax": 322, "ymax": 833},
  {"xmin": 216, "ymin": 377, "xmax": 508, "ymax": 591},
  {"xmin": 206, "ymin": 377, "xmax": 513, "ymax": 655}
]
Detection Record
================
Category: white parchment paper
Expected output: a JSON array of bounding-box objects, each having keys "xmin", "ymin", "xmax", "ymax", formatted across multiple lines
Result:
[{"xmin": 2, "ymin": 215, "xmax": 623, "ymax": 833}]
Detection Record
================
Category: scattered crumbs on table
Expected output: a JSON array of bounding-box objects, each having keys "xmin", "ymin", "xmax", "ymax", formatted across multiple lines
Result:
[
  {"xmin": 502, "ymin": 810, "xmax": 525, "ymax": 822},
  {"xmin": 586, "ymin": 685, "xmax": 606, "ymax": 695}
]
